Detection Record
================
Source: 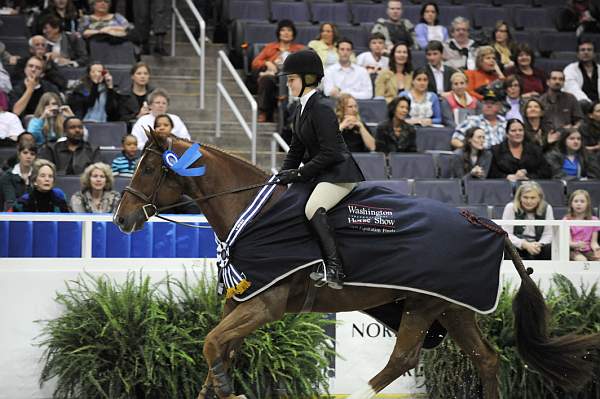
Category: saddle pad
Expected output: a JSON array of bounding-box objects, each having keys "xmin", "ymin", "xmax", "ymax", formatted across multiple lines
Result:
[{"xmin": 230, "ymin": 181, "xmax": 505, "ymax": 314}]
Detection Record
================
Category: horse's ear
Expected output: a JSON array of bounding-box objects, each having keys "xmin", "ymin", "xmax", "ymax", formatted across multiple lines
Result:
[{"xmin": 147, "ymin": 127, "xmax": 166, "ymax": 148}]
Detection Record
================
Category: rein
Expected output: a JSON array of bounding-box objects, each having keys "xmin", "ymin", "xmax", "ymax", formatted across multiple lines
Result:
[{"xmin": 123, "ymin": 142, "xmax": 277, "ymax": 229}]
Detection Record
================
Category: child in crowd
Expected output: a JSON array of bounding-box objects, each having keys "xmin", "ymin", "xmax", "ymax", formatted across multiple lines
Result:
[
  {"xmin": 111, "ymin": 134, "xmax": 139, "ymax": 177},
  {"xmin": 564, "ymin": 189, "xmax": 600, "ymax": 261}
]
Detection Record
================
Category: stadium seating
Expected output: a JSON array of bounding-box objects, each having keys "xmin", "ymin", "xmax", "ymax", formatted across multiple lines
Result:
[
  {"xmin": 85, "ymin": 122, "xmax": 128, "ymax": 148},
  {"xmin": 89, "ymin": 40, "xmax": 136, "ymax": 66},
  {"xmin": 465, "ymin": 179, "xmax": 513, "ymax": 205},
  {"xmin": 389, "ymin": 153, "xmax": 436, "ymax": 179},
  {"xmin": 223, "ymin": 0, "xmax": 269, "ymax": 22},
  {"xmin": 270, "ymin": 1, "xmax": 310, "ymax": 22},
  {"xmin": 352, "ymin": 152, "xmax": 387, "ymax": 180},
  {"xmin": 431, "ymin": 151, "xmax": 457, "ymax": 178},
  {"xmin": 456, "ymin": 204, "xmax": 490, "ymax": 218},
  {"xmin": 513, "ymin": 8, "xmax": 557, "ymax": 31},
  {"xmin": 414, "ymin": 178, "xmax": 464, "ymax": 204},
  {"xmin": 472, "ymin": 7, "xmax": 513, "ymax": 30},
  {"xmin": 567, "ymin": 180, "xmax": 600, "ymax": 205},
  {"xmin": 310, "ymin": 1, "xmax": 352, "ymax": 25},
  {"xmin": 349, "ymin": 2, "xmax": 386, "ymax": 24},
  {"xmin": 415, "ymin": 127, "xmax": 453, "ymax": 152},
  {"xmin": 0, "ymin": 15, "xmax": 28, "ymax": 37}
]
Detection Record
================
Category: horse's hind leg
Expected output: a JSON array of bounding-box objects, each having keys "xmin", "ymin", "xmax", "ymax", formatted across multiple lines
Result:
[
  {"xmin": 438, "ymin": 308, "xmax": 500, "ymax": 399},
  {"xmin": 348, "ymin": 297, "xmax": 447, "ymax": 399}
]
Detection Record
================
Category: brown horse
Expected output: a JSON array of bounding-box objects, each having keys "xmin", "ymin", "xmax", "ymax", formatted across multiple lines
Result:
[{"xmin": 113, "ymin": 129, "xmax": 600, "ymax": 399}]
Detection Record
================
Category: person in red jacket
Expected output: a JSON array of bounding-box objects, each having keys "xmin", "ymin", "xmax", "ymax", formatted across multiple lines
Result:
[{"xmin": 251, "ymin": 20, "xmax": 304, "ymax": 122}]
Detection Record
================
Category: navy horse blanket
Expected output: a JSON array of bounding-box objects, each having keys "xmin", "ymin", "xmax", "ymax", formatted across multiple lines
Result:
[{"xmin": 228, "ymin": 181, "xmax": 506, "ymax": 314}]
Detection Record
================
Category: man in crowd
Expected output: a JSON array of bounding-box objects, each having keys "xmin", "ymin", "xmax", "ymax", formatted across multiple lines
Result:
[
  {"xmin": 356, "ymin": 32, "xmax": 389, "ymax": 78},
  {"xmin": 323, "ymin": 38, "xmax": 373, "ymax": 100},
  {"xmin": 11, "ymin": 35, "xmax": 67, "ymax": 91},
  {"xmin": 451, "ymin": 89, "xmax": 506, "ymax": 149},
  {"xmin": 443, "ymin": 17, "xmax": 478, "ymax": 70},
  {"xmin": 540, "ymin": 70, "xmax": 584, "ymax": 130},
  {"xmin": 371, "ymin": 0, "xmax": 416, "ymax": 51},
  {"xmin": 564, "ymin": 38, "xmax": 600, "ymax": 105},
  {"xmin": 9, "ymin": 56, "xmax": 60, "ymax": 116},
  {"xmin": 424, "ymin": 40, "xmax": 457, "ymax": 96}
]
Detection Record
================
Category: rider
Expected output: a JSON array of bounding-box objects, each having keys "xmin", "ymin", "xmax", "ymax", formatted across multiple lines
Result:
[{"xmin": 276, "ymin": 49, "xmax": 365, "ymax": 289}]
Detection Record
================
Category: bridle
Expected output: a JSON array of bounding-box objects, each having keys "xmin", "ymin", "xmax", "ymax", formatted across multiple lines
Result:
[{"xmin": 122, "ymin": 140, "xmax": 276, "ymax": 228}]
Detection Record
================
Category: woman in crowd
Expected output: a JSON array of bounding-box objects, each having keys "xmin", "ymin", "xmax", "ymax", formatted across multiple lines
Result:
[
  {"xmin": 491, "ymin": 20, "xmax": 516, "ymax": 70},
  {"xmin": 580, "ymin": 100, "xmax": 600, "ymax": 153},
  {"xmin": 308, "ymin": 23, "xmax": 342, "ymax": 68},
  {"xmin": 564, "ymin": 189, "xmax": 600, "ymax": 261},
  {"xmin": 79, "ymin": 0, "xmax": 131, "ymax": 40},
  {"xmin": 375, "ymin": 97, "xmax": 416, "ymax": 153},
  {"xmin": 465, "ymin": 46, "xmax": 505, "ymax": 101},
  {"xmin": 70, "ymin": 162, "xmax": 120, "ymax": 213},
  {"xmin": 505, "ymin": 44, "xmax": 546, "ymax": 97},
  {"xmin": 522, "ymin": 98, "xmax": 557, "ymax": 152},
  {"xmin": 0, "ymin": 141, "xmax": 36, "ymax": 210},
  {"xmin": 335, "ymin": 94, "xmax": 375, "ymax": 152},
  {"xmin": 450, "ymin": 127, "xmax": 491, "ymax": 179},
  {"xmin": 28, "ymin": 92, "xmax": 74, "ymax": 145},
  {"xmin": 489, "ymin": 118, "xmax": 551, "ymax": 181},
  {"xmin": 118, "ymin": 62, "xmax": 153, "ymax": 124},
  {"xmin": 399, "ymin": 67, "xmax": 441, "ymax": 126},
  {"xmin": 441, "ymin": 71, "xmax": 481, "ymax": 128},
  {"xmin": 375, "ymin": 42, "xmax": 413, "ymax": 103},
  {"xmin": 11, "ymin": 159, "xmax": 70, "ymax": 213},
  {"xmin": 502, "ymin": 75, "xmax": 523, "ymax": 121},
  {"xmin": 545, "ymin": 127, "xmax": 599, "ymax": 180},
  {"xmin": 35, "ymin": 0, "xmax": 80, "ymax": 34},
  {"xmin": 68, "ymin": 62, "xmax": 120, "ymax": 122},
  {"xmin": 414, "ymin": 2, "xmax": 448, "ymax": 50},
  {"xmin": 502, "ymin": 181, "xmax": 553, "ymax": 260}
]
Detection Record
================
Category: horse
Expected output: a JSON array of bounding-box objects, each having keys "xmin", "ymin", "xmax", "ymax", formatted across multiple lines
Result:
[{"xmin": 113, "ymin": 129, "xmax": 600, "ymax": 399}]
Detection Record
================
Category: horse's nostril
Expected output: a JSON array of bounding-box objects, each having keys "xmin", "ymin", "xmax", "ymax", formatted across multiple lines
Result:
[{"xmin": 117, "ymin": 216, "xmax": 125, "ymax": 225}]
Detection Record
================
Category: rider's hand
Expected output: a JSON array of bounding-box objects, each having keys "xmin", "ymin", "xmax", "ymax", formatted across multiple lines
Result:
[{"xmin": 276, "ymin": 169, "xmax": 303, "ymax": 185}]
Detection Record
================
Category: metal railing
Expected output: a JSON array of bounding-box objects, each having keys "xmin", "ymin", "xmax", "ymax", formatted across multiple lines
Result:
[
  {"xmin": 170, "ymin": 0, "xmax": 205, "ymax": 110},
  {"xmin": 270, "ymin": 132, "xmax": 289, "ymax": 173},
  {"xmin": 216, "ymin": 50, "xmax": 258, "ymax": 164}
]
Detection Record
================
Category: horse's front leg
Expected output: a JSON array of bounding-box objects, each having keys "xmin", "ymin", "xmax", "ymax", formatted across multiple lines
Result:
[{"xmin": 202, "ymin": 286, "xmax": 289, "ymax": 399}]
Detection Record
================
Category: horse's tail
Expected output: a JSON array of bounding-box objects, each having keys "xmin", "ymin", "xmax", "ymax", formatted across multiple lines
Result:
[{"xmin": 506, "ymin": 237, "xmax": 600, "ymax": 391}]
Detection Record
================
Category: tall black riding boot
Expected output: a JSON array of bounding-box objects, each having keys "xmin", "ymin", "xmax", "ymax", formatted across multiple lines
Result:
[{"xmin": 308, "ymin": 207, "xmax": 344, "ymax": 289}]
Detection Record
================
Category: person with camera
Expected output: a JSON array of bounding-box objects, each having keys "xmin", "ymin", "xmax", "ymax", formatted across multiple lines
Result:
[
  {"xmin": 68, "ymin": 62, "xmax": 120, "ymax": 122},
  {"xmin": 28, "ymin": 92, "xmax": 75, "ymax": 145}
]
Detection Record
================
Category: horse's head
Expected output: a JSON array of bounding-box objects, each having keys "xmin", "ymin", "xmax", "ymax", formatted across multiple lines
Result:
[{"xmin": 113, "ymin": 128, "xmax": 190, "ymax": 233}]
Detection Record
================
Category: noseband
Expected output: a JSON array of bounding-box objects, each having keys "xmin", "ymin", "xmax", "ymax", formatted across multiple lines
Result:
[{"xmin": 122, "ymin": 139, "xmax": 276, "ymax": 227}]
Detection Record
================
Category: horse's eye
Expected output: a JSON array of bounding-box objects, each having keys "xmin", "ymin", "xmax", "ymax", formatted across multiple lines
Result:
[{"xmin": 143, "ymin": 166, "xmax": 154, "ymax": 174}]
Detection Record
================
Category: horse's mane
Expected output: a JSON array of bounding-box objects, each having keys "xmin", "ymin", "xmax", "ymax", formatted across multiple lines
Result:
[{"xmin": 173, "ymin": 136, "xmax": 268, "ymax": 178}]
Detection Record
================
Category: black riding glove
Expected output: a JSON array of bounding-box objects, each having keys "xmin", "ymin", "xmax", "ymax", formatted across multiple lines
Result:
[{"xmin": 276, "ymin": 169, "xmax": 303, "ymax": 185}]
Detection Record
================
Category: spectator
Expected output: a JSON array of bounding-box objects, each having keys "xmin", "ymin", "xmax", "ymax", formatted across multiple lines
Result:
[
  {"xmin": 9, "ymin": 56, "xmax": 60, "ymax": 117},
  {"xmin": 450, "ymin": 127, "xmax": 491, "ymax": 179},
  {"xmin": 68, "ymin": 62, "xmax": 120, "ymax": 122},
  {"xmin": 153, "ymin": 112, "xmax": 175, "ymax": 137},
  {"xmin": 441, "ymin": 71, "xmax": 481, "ymax": 128},
  {"xmin": 465, "ymin": 46, "xmax": 505, "ymax": 101},
  {"xmin": 451, "ymin": 88, "xmax": 506, "ymax": 149},
  {"xmin": 10, "ymin": 159, "xmax": 70, "ymax": 213},
  {"xmin": 38, "ymin": 116, "xmax": 101, "ymax": 175},
  {"xmin": 375, "ymin": 96, "xmax": 416, "ymax": 153},
  {"xmin": 502, "ymin": 75, "xmax": 523, "ymax": 121},
  {"xmin": 34, "ymin": 0, "xmax": 80, "ymax": 34},
  {"xmin": 557, "ymin": 0, "xmax": 600, "ymax": 36},
  {"xmin": 11, "ymin": 35, "xmax": 67, "ymax": 91},
  {"xmin": 28, "ymin": 92, "xmax": 75, "ymax": 145},
  {"xmin": 251, "ymin": 19, "xmax": 304, "ymax": 123},
  {"xmin": 443, "ymin": 17, "xmax": 478, "ymax": 70},
  {"xmin": 490, "ymin": 20, "xmax": 516, "ymax": 70},
  {"xmin": 131, "ymin": 89, "xmax": 190, "ymax": 149},
  {"xmin": 41, "ymin": 15, "xmax": 88, "ymax": 68},
  {"xmin": 504, "ymin": 43, "xmax": 547, "ymax": 97},
  {"xmin": 335, "ymin": 93, "xmax": 375, "ymax": 152},
  {"xmin": 356, "ymin": 32, "xmax": 389, "ymax": 77},
  {"xmin": 564, "ymin": 38, "xmax": 600, "ymax": 104},
  {"xmin": 522, "ymin": 97, "xmax": 558, "ymax": 152},
  {"xmin": 111, "ymin": 134, "xmax": 138, "ymax": 177},
  {"xmin": 414, "ymin": 2, "xmax": 448, "ymax": 50},
  {"xmin": 308, "ymin": 23, "xmax": 341, "ymax": 69},
  {"xmin": 1, "ymin": 132, "xmax": 35, "ymax": 171},
  {"xmin": 70, "ymin": 162, "xmax": 120, "ymax": 212},
  {"xmin": 540, "ymin": 70, "xmax": 584, "ymax": 130},
  {"xmin": 581, "ymin": 100, "xmax": 600, "ymax": 152},
  {"xmin": 545, "ymin": 127, "xmax": 599, "ymax": 180},
  {"xmin": 0, "ymin": 141, "xmax": 36, "ymax": 210},
  {"xmin": 424, "ymin": 40, "xmax": 457, "ymax": 96},
  {"xmin": 374, "ymin": 42, "xmax": 413, "ymax": 103},
  {"xmin": 0, "ymin": 94, "xmax": 24, "ymax": 144},
  {"xmin": 323, "ymin": 38, "xmax": 372, "ymax": 100},
  {"xmin": 502, "ymin": 181, "xmax": 553, "ymax": 261},
  {"xmin": 564, "ymin": 189, "xmax": 600, "ymax": 261},
  {"xmin": 399, "ymin": 67, "xmax": 441, "ymax": 126},
  {"xmin": 79, "ymin": 0, "xmax": 131, "ymax": 40},
  {"xmin": 130, "ymin": 0, "xmax": 170, "ymax": 55},
  {"xmin": 489, "ymin": 118, "xmax": 551, "ymax": 181},
  {"xmin": 0, "ymin": 46, "xmax": 13, "ymax": 94},
  {"xmin": 371, "ymin": 0, "xmax": 416, "ymax": 50},
  {"xmin": 117, "ymin": 62, "xmax": 153, "ymax": 124}
]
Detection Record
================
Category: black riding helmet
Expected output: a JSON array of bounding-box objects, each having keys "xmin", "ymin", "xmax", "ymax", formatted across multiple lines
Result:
[{"xmin": 280, "ymin": 50, "xmax": 324, "ymax": 97}]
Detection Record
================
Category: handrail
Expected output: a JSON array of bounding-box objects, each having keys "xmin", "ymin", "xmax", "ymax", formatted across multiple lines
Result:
[
  {"xmin": 216, "ymin": 49, "xmax": 257, "ymax": 164},
  {"xmin": 270, "ymin": 132, "xmax": 289, "ymax": 172},
  {"xmin": 170, "ymin": 0, "xmax": 205, "ymax": 110}
]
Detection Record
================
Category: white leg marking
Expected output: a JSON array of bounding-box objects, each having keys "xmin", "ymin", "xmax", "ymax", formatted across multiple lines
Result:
[{"xmin": 347, "ymin": 382, "xmax": 377, "ymax": 399}]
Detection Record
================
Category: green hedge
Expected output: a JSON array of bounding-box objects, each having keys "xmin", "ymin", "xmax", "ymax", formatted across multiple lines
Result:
[
  {"xmin": 38, "ymin": 272, "xmax": 334, "ymax": 399},
  {"xmin": 422, "ymin": 274, "xmax": 600, "ymax": 399}
]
